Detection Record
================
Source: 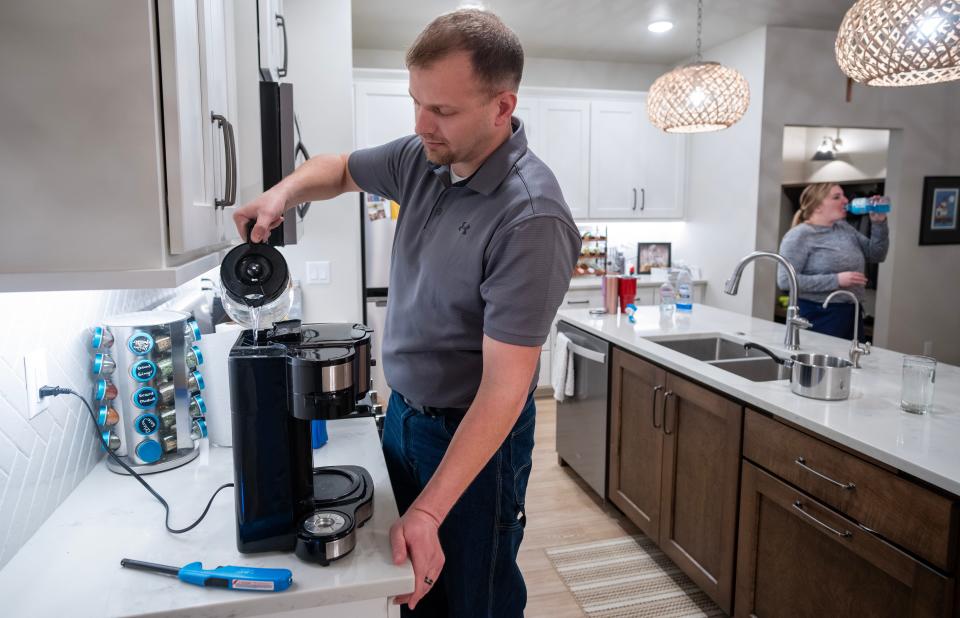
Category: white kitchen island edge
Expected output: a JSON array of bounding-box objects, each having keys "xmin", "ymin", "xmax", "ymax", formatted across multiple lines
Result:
[{"xmin": 557, "ymin": 304, "xmax": 960, "ymax": 497}]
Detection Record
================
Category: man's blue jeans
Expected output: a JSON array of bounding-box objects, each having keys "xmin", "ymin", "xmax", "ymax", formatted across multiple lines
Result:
[{"xmin": 382, "ymin": 390, "xmax": 536, "ymax": 618}]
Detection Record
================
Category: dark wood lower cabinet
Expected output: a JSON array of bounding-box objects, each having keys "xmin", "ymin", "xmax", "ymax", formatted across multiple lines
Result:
[
  {"xmin": 608, "ymin": 348, "xmax": 958, "ymax": 617},
  {"xmin": 660, "ymin": 372, "xmax": 742, "ymax": 613},
  {"xmin": 608, "ymin": 348, "xmax": 741, "ymax": 613},
  {"xmin": 608, "ymin": 348, "xmax": 665, "ymax": 541},
  {"xmin": 736, "ymin": 462, "xmax": 955, "ymax": 617}
]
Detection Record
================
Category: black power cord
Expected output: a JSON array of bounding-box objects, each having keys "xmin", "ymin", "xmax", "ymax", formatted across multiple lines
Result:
[{"xmin": 40, "ymin": 386, "xmax": 233, "ymax": 534}]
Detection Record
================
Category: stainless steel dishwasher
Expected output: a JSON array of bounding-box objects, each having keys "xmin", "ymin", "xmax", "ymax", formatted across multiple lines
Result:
[{"xmin": 555, "ymin": 321, "xmax": 610, "ymax": 499}]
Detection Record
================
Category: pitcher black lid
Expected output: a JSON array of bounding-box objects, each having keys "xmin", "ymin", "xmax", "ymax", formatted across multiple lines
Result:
[{"xmin": 220, "ymin": 239, "xmax": 289, "ymax": 308}]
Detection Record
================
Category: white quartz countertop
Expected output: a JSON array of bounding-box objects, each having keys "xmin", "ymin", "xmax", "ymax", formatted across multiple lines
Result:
[
  {"xmin": 0, "ymin": 418, "xmax": 414, "ymax": 618},
  {"xmin": 557, "ymin": 304, "xmax": 960, "ymax": 496},
  {"xmin": 569, "ymin": 275, "xmax": 707, "ymax": 290}
]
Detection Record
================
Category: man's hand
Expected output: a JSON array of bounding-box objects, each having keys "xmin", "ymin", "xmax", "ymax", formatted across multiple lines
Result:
[
  {"xmin": 838, "ymin": 271, "xmax": 868, "ymax": 287},
  {"xmin": 232, "ymin": 153, "xmax": 360, "ymax": 242},
  {"xmin": 390, "ymin": 506, "xmax": 445, "ymax": 610},
  {"xmin": 233, "ymin": 189, "xmax": 288, "ymax": 243}
]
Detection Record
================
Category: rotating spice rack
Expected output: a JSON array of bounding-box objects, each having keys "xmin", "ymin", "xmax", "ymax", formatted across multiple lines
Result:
[{"xmin": 90, "ymin": 310, "xmax": 208, "ymax": 474}]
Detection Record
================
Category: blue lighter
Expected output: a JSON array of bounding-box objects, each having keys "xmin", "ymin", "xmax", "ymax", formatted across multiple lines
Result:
[{"xmin": 121, "ymin": 558, "xmax": 293, "ymax": 592}]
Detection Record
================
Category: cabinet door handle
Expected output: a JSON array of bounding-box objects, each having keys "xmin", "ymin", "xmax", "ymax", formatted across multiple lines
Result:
[
  {"xmin": 795, "ymin": 456, "xmax": 856, "ymax": 491},
  {"xmin": 632, "ymin": 188, "xmax": 638, "ymax": 211},
  {"xmin": 661, "ymin": 390, "xmax": 675, "ymax": 434},
  {"xmin": 566, "ymin": 299, "xmax": 590, "ymax": 305},
  {"xmin": 793, "ymin": 500, "xmax": 852, "ymax": 538},
  {"xmin": 276, "ymin": 14, "xmax": 288, "ymax": 77},
  {"xmin": 641, "ymin": 187, "xmax": 646, "ymax": 211},
  {"xmin": 651, "ymin": 384, "xmax": 664, "ymax": 428},
  {"xmin": 211, "ymin": 113, "xmax": 237, "ymax": 208}
]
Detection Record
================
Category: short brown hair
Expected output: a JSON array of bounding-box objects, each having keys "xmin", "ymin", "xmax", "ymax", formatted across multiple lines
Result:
[
  {"xmin": 406, "ymin": 9, "xmax": 524, "ymax": 93},
  {"xmin": 792, "ymin": 183, "xmax": 838, "ymax": 227}
]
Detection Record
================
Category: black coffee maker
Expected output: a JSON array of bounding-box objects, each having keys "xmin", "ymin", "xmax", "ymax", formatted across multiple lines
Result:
[{"xmin": 221, "ymin": 238, "xmax": 377, "ymax": 565}]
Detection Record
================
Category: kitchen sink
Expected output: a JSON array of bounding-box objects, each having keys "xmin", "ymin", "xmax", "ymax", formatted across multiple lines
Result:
[
  {"xmin": 649, "ymin": 335, "xmax": 766, "ymax": 362},
  {"xmin": 708, "ymin": 358, "xmax": 791, "ymax": 382}
]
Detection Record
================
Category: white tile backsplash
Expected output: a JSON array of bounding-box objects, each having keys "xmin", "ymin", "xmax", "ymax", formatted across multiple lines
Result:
[{"xmin": 0, "ymin": 282, "xmax": 200, "ymax": 568}]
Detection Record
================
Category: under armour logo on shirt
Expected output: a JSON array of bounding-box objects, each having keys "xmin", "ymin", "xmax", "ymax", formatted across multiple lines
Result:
[{"xmin": 459, "ymin": 222, "xmax": 470, "ymax": 235}]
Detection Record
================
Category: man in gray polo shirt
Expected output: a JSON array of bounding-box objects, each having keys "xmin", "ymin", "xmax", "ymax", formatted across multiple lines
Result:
[{"xmin": 235, "ymin": 9, "xmax": 580, "ymax": 617}]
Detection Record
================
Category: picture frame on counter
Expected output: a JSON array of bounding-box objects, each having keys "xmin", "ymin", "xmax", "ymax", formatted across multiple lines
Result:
[
  {"xmin": 637, "ymin": 242, "xmax": 671, "ymax": 274},
  {"xmin": 920, "ymin": 176, "xmax": 960, "ymax": 245}
]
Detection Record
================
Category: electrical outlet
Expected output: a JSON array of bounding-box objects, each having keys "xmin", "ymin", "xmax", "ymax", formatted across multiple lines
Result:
[
  {"xmin": 306, "ymin": 261, "xmax": 331, "ymax": 284},
  {"xmin": 24, "ymin": 349, "xmax": 50, "ymax": 419}
]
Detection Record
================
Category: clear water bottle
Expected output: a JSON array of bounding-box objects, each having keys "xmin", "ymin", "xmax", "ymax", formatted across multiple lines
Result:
[
  {"xmin": 676, "ymin": 268, "xmax": 693, "ymax": 312},
  {"xmin": 659, "ymin": 280, "xmax": 676, "ymax": 317}
]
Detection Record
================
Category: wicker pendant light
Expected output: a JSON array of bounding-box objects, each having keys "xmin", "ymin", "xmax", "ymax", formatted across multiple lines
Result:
[
  {"xmin": 836, "ymin": 0, "xmax": 960, "ymax": 86},
  {"xmin": 647, "ymin": 0, "xmax": 750, "ymax": 133}
]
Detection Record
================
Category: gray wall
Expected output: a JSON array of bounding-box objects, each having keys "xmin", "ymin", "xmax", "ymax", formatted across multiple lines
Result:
[
  {"xmin": 679, "ymin": 27, "xmax": 769, "ymax": 314},
  {"xmin": 353, "ymin": 47, "xmax": 668, "ymax": 91},
  {"xmin": 754, "ymin": 27, "xmax": 960, "ymax": 363},
  {"xmin": 281, "ymin": 0, "xmax": 362, "ymax": 323}
]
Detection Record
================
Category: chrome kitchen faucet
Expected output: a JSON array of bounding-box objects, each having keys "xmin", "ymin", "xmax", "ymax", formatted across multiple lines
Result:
[
  {"xmin": 822, "ymin": 290, "xmax": 870, "ymax": 368},
  {"xmin": 724, "ymin": 251, "xmax": 810, "ymax": 351}
]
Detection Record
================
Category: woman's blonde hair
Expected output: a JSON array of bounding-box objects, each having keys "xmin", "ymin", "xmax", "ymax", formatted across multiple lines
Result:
[{"xmin": 792, "ymin": 183, "xmax": 838, "ymax": 227}]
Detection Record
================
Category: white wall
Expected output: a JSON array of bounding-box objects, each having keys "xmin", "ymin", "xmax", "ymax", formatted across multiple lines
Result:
[
  {"xmin": 0, "ymin": 282, "xmax": 205, "ymax": 568},
  {"xmin": 754, "ymin": 27, "xmax": 960, "ymax": 363},
  {"xmin": 681, "ymin": 27, "xmax": 768, "ymax": 314},
  {"xmin": 782, "ymin": 126, "xmax": 889, "ymax": 185},
  {"xmin": 280, "ymin": 0, "xmax": 362, "ymax": 323},
  {"xmin": 353, "ymin": 47, "xmax": 668, "ymax": 91}
]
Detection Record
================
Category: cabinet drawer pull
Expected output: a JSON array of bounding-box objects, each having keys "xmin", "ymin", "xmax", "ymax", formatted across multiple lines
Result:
[
  {"xmin": 211, "ymin": 113, "xmax": 237, "ymax": 208},
  {"xmin": 566, "ymin": 299, "xmax": 590, "ymax": 305},
  {"xmin": 793, "ymin": 500, "xmax": 852, "ymax": 538},
  {"xmin": 662, "ymin": 390, "xmax": 675, "ymax": 435},
  {"xmin": 651, "ymin": 385, "xmax": 664, "ymax": 428},
  {"xmin": 795, "ymin": 456, "xmax": 856, "ymax": 491},
  {"xmin": 276, "ymin": 14, "xmax": 289, "ymax": 78}
]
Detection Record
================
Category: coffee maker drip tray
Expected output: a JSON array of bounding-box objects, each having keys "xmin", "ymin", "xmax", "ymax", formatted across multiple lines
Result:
[{"xmin": 295, "ymin": 465, "xmax": 374, "ymax": 566}]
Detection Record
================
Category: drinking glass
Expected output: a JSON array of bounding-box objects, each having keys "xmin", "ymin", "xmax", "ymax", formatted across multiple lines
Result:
[{"xmin": 900, "ymin": 355, "xmax": 936, "ymax": 414}]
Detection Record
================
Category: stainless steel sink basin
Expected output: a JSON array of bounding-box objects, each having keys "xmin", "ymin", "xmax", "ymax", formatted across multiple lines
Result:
[
  {"xmin": 708, "ymin": 358, "xmax": 791, "ymax": 382},
  {"xmin": 650, "ymin": 335, "xmax": 766, "ymax": 362}
]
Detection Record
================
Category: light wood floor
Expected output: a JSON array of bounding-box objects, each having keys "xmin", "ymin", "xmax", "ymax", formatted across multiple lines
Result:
[{"xmin": 520, "ymin": 396, "xmax": 640, "ymax": 618}]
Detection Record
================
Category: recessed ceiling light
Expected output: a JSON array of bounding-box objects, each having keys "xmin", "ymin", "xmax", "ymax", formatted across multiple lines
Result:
[{"xmin": 648, "ymin": 21, "xmax": 674, "ymax": 33}]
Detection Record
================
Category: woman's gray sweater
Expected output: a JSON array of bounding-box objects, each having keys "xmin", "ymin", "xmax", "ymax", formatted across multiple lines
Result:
[{"xmin": 777, "ymin": 220, "xmax": 889, "ymax": 303}]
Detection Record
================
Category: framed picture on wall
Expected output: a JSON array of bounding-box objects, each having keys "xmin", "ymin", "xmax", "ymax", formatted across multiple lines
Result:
[
  {"xmin": 920, "ymin": 176, "xmax": 960, "ymax": 245},
  {"xmin": 637, "ymin": 242, "xmax": 672, "ymax": 274}
]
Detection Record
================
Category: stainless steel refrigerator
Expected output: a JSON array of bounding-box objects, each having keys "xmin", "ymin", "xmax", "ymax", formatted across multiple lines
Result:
[{"xmin": 360, "ymin": 193, "xmax": 399, "ymax": 401}]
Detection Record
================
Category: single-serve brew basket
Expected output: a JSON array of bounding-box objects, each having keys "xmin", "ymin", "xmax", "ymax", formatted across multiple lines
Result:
[{"xmin": 90, "ymin": 310, "xmax": 207, "ymax": 474}]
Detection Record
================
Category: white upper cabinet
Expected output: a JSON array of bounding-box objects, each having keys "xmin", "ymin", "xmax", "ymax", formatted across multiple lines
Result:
[
  {"xmin": 589, "ymin": 96, "xmax": 685, "ymax": 219},
  {"xmin": 0, "ymin": 0, "xmax": 238, "ymax": 291},
  {"xmin": 538, "ymin": 98, "xmax": 591, "ymax": 219},
  {"xmin": 352, "ymin": 78, "xmax": 687, "ymax": 222},
  {"xmin": 162, "ymin": 0, "xmax": 239, "ymax": 254},
  {"xmin": 354, "ymin": 81, "xmax": 415, "ymax": 149},
  {"xmin": 258, "ymin": 0, "xmax": 287, "ymax": 81},
  {"xmin": 589, "ymin": 100, "xmax": 645, "ymax": 219},
  {"xmin": 637, "ymin": 96, "xmax": 687, "ymax": 219},
  {"xmin": 513, "ymin": 98, "xmax": 541, "ymax": 153}
]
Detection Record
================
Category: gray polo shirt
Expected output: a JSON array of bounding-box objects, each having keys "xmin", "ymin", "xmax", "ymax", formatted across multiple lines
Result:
[{"xmin": 348, "ymin": 118, "xmax": 581, "ymax": 408}]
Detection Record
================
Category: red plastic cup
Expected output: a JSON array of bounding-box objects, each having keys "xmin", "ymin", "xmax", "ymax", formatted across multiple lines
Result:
[{"xmin": 618, "ymin": 276, "xmax": 637, "ymax": 312}]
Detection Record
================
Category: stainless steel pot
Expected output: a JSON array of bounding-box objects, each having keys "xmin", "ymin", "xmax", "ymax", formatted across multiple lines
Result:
[{"xmin": 745, "ymin": 343, "xmax": 852, "ymax": 401}]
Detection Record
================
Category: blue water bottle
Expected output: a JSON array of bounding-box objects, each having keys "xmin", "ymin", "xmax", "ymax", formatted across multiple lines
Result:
[{"xmin": 311, "ymin": 420, "xmax": 328, "ymax": 449}]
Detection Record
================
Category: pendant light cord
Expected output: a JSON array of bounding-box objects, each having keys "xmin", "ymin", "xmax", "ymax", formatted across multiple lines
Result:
[{"xmin": 696, "ymin": 0, "xmax": 703, "ymax": 61}]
